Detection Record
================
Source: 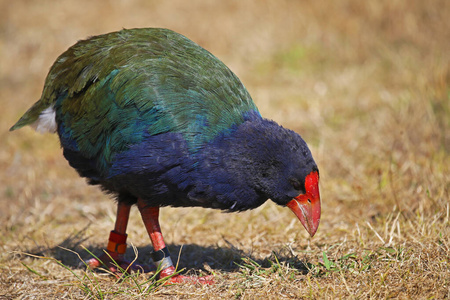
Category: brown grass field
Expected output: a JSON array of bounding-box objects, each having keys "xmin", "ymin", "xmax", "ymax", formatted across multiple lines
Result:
[{"xmin": 0, "ymin": 0, "xmax": 449, "ymax": 299}]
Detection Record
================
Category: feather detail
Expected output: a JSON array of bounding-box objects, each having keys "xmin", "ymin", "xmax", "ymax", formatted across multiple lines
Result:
[{"xmin": 31, "ymin": 106, "xmax": 57, "ymax": 133}]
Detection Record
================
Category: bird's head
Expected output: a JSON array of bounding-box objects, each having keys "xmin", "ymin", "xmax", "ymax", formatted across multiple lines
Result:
[
  {"xmin": 248, "ymin": 122, "xmax": 321, "ymax": 237},
  {"xmin": 221, "ymin": 117, "xmax": 321, "ymax": 236},
  {"xmin": 263, "ymin": 166, "xmax": 321, "ymax": 237}
]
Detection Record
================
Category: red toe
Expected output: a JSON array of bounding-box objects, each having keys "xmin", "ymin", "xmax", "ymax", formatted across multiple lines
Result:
[{"xmin": 159, "ymin": 266, "xmax": 214, "ymax": 285}]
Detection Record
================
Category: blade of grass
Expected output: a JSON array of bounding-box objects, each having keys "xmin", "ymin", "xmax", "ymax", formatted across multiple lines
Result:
[{"xmin": 20, "ymin": 262, "xmax": 47, "ymax": 279}]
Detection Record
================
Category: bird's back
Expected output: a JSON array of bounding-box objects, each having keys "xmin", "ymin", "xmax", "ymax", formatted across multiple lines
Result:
[{"xmin": 11, "ymin": 28, "xmax": 260, "ymax": 179}]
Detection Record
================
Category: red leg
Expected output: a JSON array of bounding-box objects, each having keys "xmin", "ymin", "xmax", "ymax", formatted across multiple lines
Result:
[
  {"xmin": 137, "ymin": 198, "xmax": 213, "ymax": 284},
  {"xmin": 85, "ymin": 202, "xmax": 150, "ymax": 273}
]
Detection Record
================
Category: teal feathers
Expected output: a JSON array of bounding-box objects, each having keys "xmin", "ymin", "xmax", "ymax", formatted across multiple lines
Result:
[{"xmin": 11, "ymin": 28, "xmax": 259, "ymax": 157}]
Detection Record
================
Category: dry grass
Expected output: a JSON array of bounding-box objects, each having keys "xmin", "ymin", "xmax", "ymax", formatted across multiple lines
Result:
[{"xmin": 1, "ymin": 0, "xmax": 449, "ymax": 299}]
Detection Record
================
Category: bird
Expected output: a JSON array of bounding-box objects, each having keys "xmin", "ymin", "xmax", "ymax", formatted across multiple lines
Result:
[{"xmin": 10, "ymin": 28, "xmax": 320, "ymax": 284}]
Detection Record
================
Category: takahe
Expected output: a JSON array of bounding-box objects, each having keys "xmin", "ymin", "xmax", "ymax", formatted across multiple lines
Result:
[{"xmin": 10, "ymin": 28, "xmax": 320, "ymax": 283}]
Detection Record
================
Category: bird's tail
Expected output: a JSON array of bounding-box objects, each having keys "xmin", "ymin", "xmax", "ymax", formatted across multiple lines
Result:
[{"xmin": 10, "ymin": 100, "xmax": 56, "ymax": 133}]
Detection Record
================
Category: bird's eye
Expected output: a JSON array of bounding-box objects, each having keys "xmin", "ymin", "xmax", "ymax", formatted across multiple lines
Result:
[{"xmin": 290, "ymin": 179, "xmax": 303, "ymax": 191}]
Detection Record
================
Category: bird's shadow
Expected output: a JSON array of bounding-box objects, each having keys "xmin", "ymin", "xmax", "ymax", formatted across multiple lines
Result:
[{"xmin": 18, "ymin": 225, "xmax": 311, "ymax": 276}]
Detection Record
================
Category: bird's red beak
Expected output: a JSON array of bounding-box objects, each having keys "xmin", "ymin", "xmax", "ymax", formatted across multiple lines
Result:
[{"xmin": 286, "ymin": 171, "xmax": 320, "ymax": 237}]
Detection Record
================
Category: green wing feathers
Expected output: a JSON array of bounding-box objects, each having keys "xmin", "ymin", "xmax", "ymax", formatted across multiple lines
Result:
[{"xmin": 10, "ymin": 28, "xmax": 259, "ymax": 151}]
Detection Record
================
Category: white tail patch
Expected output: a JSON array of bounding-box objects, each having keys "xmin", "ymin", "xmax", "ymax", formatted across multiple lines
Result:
[{"xmin": 31, "ymin": 106, "xmax": 57, "ymax": 133}]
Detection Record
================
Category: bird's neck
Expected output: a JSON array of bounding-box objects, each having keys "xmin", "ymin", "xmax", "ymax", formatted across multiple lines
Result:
[{"xmin": 191, "ymin": 117, "xmax": 289, "ymax": 210}]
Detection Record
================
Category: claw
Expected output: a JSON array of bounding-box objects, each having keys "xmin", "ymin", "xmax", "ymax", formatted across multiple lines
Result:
[{"xmin": 159, "ymin": 266, "xmax": 214, "ymax": 285}]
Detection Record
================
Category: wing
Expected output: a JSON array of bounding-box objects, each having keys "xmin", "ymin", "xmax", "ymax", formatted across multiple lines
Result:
[{"xmin": 12, "ymin": 28, "xmax": 260, "ymax": 177}]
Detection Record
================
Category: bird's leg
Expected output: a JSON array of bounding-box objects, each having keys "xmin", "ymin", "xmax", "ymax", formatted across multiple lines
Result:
[
  {"xmin": 137, "ymin": 198, "xmax": 213, "ymax": 284},
  {"xmin": 85, "ymin": 202, "xmax": 149, "ymax": 273}
]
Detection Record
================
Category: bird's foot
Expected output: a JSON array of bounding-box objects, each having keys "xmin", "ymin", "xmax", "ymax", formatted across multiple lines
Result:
[
  {"xmin": 159, "ymin": 266, "xmax": 214, "ymax": 285},
  {"xmin": 83, "ymin": 251, "xmax": 152, "ymax": 274}
]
